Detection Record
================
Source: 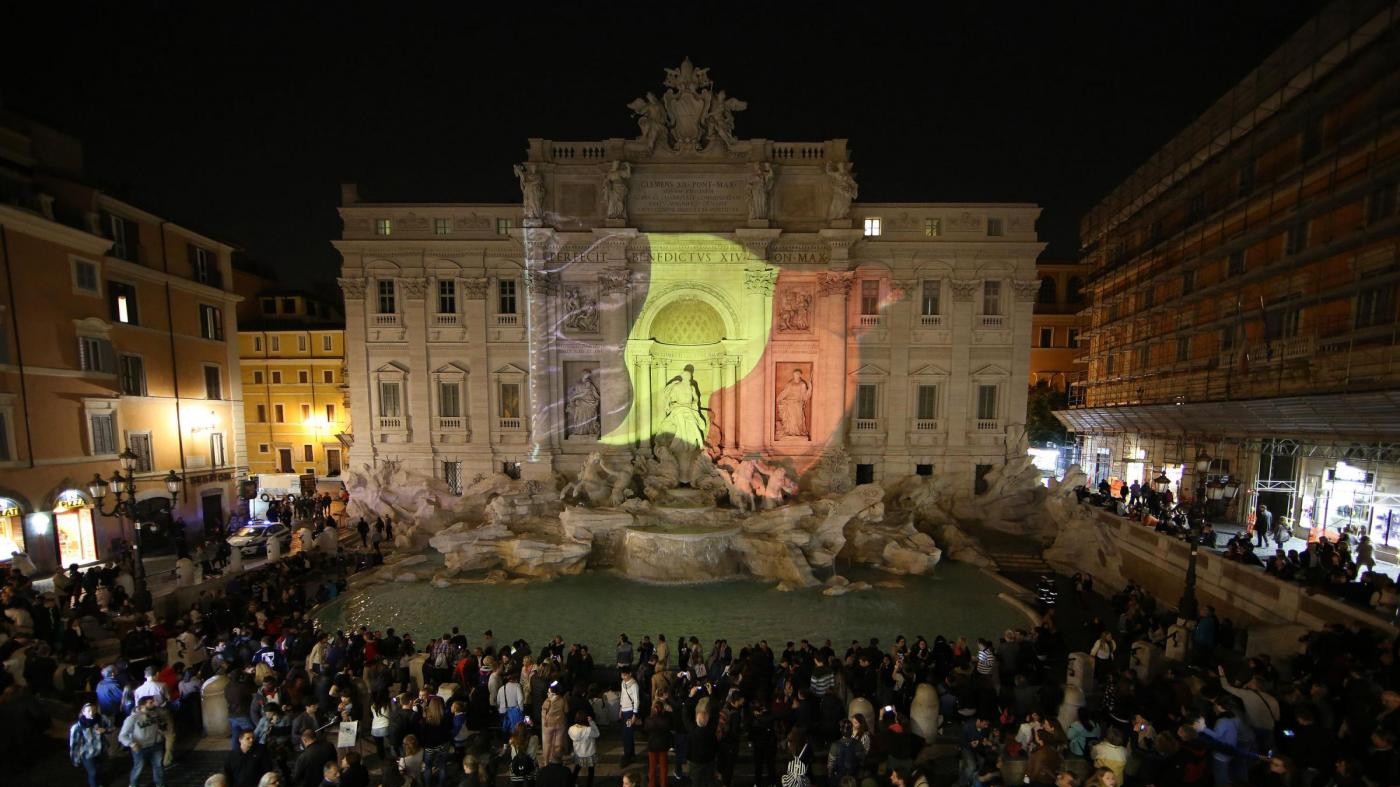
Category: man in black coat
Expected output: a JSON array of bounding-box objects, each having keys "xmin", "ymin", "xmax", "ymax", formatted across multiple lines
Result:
[
  {"xmin": 292, "ymin": 729, "xmax": 337, "ymax": 787},
  {"xmin": 225, "ymin": 730, "xmax": 275, "ymax": 787}
]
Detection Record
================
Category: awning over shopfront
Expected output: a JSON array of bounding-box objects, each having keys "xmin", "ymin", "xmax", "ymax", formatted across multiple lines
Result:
[{"xmin": 1054, "ymin": 390, "xmax": 1400, "ymax": 442}]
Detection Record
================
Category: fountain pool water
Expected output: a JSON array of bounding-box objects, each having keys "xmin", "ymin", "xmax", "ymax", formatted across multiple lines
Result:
[{"xmin": 317, "ymin": 562, "xmax": 1026, "ymax": 649}]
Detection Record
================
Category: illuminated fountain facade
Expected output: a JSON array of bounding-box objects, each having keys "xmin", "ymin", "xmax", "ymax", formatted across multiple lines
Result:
[{"xmin": 335, "ymin": 60, "xmax": 1049, "ymax": 586}]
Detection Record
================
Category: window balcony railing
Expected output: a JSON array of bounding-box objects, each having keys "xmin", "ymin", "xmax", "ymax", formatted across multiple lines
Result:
[
  {"xmin": 979, "ymin": 315, "xmax": 1005, "ymax": 329},
  {"xmin": 857, "ymin": 314, "xmax": 883, "ymax": 327},
  {"xmin": 495, "ymin": 313, "xmax": 519, "ymax": 326},
  {"xmin": 435, "ymin": 417, "xmax": 463, "ymax": 430},
  {"xmin": 919, "ymin": 314, "xmax": 944, "ymax": 328},
  {"xmin": 975, "ymin": 419, "xmax": 1000, "ymax": 432},
  {"xmin": 378, "ymin": 416, "xmax": 404, "ymax": 430},
  {"xmin": 853, "ymin": 418, "xmax": 880, "ymax": 432},
  {"xmin": 434, "ymin": 313, "xmax": 460, "ymax": 326},
  {"xmin": 498, "ymin": 417, "xmax": 523, "ymax": 430},
  {"xmin": 914, "ymin": 419, "xmax": 940, "ymax": 431},
  {"xmin": 372, "ymin": 313, "xmax": 402, "ymax": 327}
]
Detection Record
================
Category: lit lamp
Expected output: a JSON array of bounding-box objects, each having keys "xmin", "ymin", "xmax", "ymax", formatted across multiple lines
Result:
[
  {"xmin": 1194, "ymin": 449, "xmax": 1212, "ymax": 474},
  {"xmin": 90, "ymin": 454, "xmax": 182, "ymax": 613},
  {"xmin": 1206, "ymin": 480, "xmax": 1227, "ymax": 501},
  {"xmin": 1153, "ymin": 471, "xmax": 1171, "ymax": 494}
]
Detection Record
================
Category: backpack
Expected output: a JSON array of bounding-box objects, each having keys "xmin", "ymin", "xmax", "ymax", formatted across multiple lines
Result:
[{"xmin": 510, "ymin": 749, "xmax": 536, "ymax": 780}]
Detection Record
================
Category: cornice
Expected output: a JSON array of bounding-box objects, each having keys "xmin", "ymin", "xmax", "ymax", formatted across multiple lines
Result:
[
  {"xmin": 0, "ymin": 205, "xmax": 112, "ymax": 255},
  {"xmin": 105, "ymin": 258, "xmax": 243, "ymax": 301}
]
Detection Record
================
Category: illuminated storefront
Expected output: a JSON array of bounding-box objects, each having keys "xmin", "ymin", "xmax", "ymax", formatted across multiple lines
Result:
[
  {"xmin": 0, "ymin": 497, "xmax": 25, "ymax": 558},
  {"xmin": 52, "ymin": 489, "xmax": 98, "ymax": 566}
]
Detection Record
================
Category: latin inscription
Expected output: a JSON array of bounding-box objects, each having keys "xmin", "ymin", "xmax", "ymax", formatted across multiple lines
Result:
[{"xmin": 632, "ymin": 176, "xmax": 747, "ymax": 215}]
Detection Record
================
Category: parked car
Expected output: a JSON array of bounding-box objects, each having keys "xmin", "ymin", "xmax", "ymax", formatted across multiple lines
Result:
[{"xmin": 227, "ymin": 520, "xmax": 291, "ymax": 557}]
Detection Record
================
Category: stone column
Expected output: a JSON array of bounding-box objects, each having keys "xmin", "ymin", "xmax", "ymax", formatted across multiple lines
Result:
[
  {"xmin": 739, "ymin": 267, "xmax": 778, "ymax": 456},
  {"xmin": 816, "ymin": 271, "xmax": 853, "ymax": 448},
  {"xmin": 337, "ymin": 277, "xmax": 372, "ymax": 469},
  {"xmin": 886, "ymin": 278, "xmax": 917, "ymax": 472},
  {"xmin": 1009, "ymin": 279, "xmax": 1039, "ymax": 440},
  {"xmin": 722, "ymin": 356, "xmax": 739, "ymax": 455},
  {"xmin": 463, "ymin": 277, "xmax": 491, "ymax": 474},
  {"xmin": 401, "ymin": 275, "xmax": 431, "ymax": 475},
  {"xmin": 636, "ymin": 354, "xmax": 654, "ymax": 451},
  {"xmin": 521, "ymin": 228, "xmax": 559, "ymax": 480},
  {"xmin": 947, "ymin": 279, "xmax": 978, "ymax": 449},
  {"xmin": 599, "ymin": 267, "xmax": 633, "ymax": 446}
]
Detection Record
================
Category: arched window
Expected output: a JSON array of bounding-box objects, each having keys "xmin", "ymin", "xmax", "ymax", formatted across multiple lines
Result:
[
  {"xmin": 1038, "ymin": 277, "xmax": 1057, "ymax": 305},
  {"xmin": 1067, "ymin": 276, "xmax": 1085, "ymax": 303}
]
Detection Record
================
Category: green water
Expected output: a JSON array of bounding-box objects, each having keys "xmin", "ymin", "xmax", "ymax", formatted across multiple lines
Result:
[{"xmin": 317, "ymin": 562, "xmax": 1026, "ymax": 650}]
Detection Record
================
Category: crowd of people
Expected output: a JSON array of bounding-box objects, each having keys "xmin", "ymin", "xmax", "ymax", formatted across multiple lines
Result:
[
  {"xmin": 0, "ymin": 500, "xmax": 1398, "ymax": 787},
  {"xmin": 1081, "ymin": 480, "xmax": 1400, "ymax": 617}
]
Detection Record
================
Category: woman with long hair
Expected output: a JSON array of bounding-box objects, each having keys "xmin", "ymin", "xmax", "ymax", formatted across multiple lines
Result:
[
  {"xmin": 398, "ymin": 734, "xmax": 424, "ymax": 787},
  {"xmin": 416, "ymin": 696, "xmax": 452, "ymax": 787},
  {"xmin": 69, "ymin": 702, "xmax": 109, "ymax": 787},
  {"xmin": 568, "ymin": 710, "xmax": 600, "ymax": 787}
]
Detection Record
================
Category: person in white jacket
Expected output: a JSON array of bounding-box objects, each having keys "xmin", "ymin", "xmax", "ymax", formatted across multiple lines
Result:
[
  {"xmin": 119, "ymin": 696, "xmax": 168, "ymax": 787},
  {"xmin": 568, "ymin": 712, "xmax": 600, "ymax": 787}
]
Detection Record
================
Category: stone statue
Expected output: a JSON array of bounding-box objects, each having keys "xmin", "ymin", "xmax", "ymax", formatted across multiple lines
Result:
[
  {"xmin": 560, "ymin": 452, "xmax": 623, "ymax": 507},
  {"xmin": 563, "ymin": 287, "xmax": 599, "ymax": 333},
  {"xmin": 565, "ymin": 369, "xmax": 601, "ymax": 438},
  {"xmin": 655, "ymin": 365, "xmax": 708, "ymax": 485},
  {"xmin": 775, "ymin": 368, "xmax": 812, "ymax": 439},
  {"xmin": 776, "ymin": 289, "xmax": 811, "ymax": 333},
  {"xmin": 826, "ymin": 162, "xmax": 858, "ymax": 221},
  {"xmin": 643, "ymin": 445, "xmax": 681, "ymax": 500},
  {"xmin": 703, "ymin": 90, "xmax": 747, "ymax": 150},
  {"xmin": 626, "ymin": 92, "xmax": 668, "ymax": 151},
  {"xmin": 748, "ymin": 163, "xmax": 774, "ymax": 220},
  {"xmin": 603, "ymin": 161, "xmax": 631, "ymax": 221},
  {"xmin": 756, "ymin": 462, "xmax": 799, "ymax": 509},
  {"xmin": 719, "ymin": 459, "xmax": 764, "ymax": 513},
  {"xmin": 514, "ymin": 163, "xmax": 544, "ymax": 220}
]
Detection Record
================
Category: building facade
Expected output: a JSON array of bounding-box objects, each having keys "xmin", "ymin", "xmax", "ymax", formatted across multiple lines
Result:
[
  {"xmin": 336, "ymin": 62, "xmax": 1043, "ymax": 494},
  {"xmin": 238, "ymin": 291, "xmax": 349, "ymax": 477},
  {"xmin": 0, "ymin": 115, "xmax": 244, "ymax": 574},
  {"xmin": 1029, "ymin": 259, "xmax": 1090, "ymax": 390},
  {"xmin": 1057, "ymin": 1, "xmax": 1400, "ymax": 540}
]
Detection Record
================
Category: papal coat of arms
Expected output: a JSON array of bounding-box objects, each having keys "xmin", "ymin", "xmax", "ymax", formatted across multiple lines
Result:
[{"xmin": 628, "ymin": 58, "xmax": 747, "ymax": 153}]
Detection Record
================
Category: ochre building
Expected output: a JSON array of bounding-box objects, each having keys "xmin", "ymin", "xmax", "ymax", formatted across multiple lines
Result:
[
  {"xmin": 0, "ymin": 115, "xmax": 244, "ymax": 574},
  {"xmin": 1058, "ymin": 2, "xmax": 1400, "ymax": 539}
]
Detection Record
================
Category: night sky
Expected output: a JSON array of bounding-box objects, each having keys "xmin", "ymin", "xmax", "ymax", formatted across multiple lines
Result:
[{"xmin": 3, "ymin": 1, "xmax": 1324, "ymax": 289}]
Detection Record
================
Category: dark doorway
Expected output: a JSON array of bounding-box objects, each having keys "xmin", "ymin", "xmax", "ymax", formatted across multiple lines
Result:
[
  {"xmin": 855, "ymin": 464, "xmax": 875, "ymax": 484},
  {"xmin": 278, "ymin": 448, "xmax": 294, "ymax": 473},
  {"xmin": 915, "ymin": 464, "xmax": 933, "ymax": 476},
  {"xmin": 202, "ymin": 493, "xmax": 224, "ymax": 538},
  {"xmin": 503, "ymin": 461, "xmax": 522, "ymax": 480},
  {"xmin": 131, "ymin": 497, "xmax": 175, "ymax": 555}
]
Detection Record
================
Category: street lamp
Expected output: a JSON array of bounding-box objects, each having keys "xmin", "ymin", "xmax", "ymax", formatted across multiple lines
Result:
[
  {"xmin": 1153, "ymin": 471, "xmax": 1172, "ymax": 494},
  {"xmin": 89, "ymin": 455, "xmax": 181, "ymax": 613}
]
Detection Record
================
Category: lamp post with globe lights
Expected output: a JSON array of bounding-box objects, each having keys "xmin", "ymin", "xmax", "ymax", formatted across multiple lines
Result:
[{"xmin": 89, "ymin": 450, "xmax": 181, "ymax": 612}]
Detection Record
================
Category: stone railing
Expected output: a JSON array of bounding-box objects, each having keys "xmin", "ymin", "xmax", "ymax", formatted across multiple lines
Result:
[
  {"xmin": 372, "ymin": 313, "xmax": 401, "ymax": 327},
  {"xmin": 1088, "ymin": 508, "xmax": 1396, "ymax": 634},
  {"xmin": 498, "ymin": 417, "xmax": 523, "ymax": 430},
  {"xmin": 495, "ymin": 313, "xmax": 520, "ymax": 326},
  {"xmin": 980, "ymin": 315, "xmax": 1005, "ymax": 329},
  {"xmin": 919, "ymin": 314, "xmax": 944, "ymax": 328},
  {"xmin": 433, "ymin": 313, "xmax": 460, "ymax": 326},
  {"xmin": 435, "ymin": 417, "xmax": 463, "ymax": 430},
  {"xmin": 914, "ymin": 419, "xmax": 940, "ymax": 431},
  {"xmin": 853, "ymin": 418, "xmax": 879, "ymax": 432},
  {"xmin": 975, "ymin": 419, "xmax": 1000, "ymax": 431},
  {"xmin": 771, "ymin": 143, "xmax": 827, "ymax": 161},
  {"xmin": 378, "ymin": 416, "xmax": 404, "ymax": 430},
  {"xmin": 857, "ymin": 314, "xmax": 883, "ymax": 327}
]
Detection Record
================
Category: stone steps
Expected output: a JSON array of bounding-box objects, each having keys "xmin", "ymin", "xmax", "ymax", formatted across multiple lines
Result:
[{"xmin": 986, "ymin": 552, "xmax": 1053, "ymax": 574}]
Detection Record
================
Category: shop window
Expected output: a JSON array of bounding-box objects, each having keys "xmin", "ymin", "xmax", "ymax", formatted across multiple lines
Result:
[{"xmin": 0, "ymin": 497, "xmax": 23, "ymax": 556}]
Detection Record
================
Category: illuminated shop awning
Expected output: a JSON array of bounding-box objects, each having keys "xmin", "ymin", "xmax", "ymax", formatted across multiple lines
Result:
[{"xmin": 1054, "ymin": 390, "xmax": 1400, "ymax": 442}]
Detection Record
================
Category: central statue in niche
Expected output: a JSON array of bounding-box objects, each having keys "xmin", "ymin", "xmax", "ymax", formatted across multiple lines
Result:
[{"xmin": 656, "ymin": 365, "xmax": 707, "ymax": 484}]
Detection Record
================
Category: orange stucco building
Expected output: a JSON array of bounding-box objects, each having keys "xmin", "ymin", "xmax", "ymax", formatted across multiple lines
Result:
[{"xmin": 0, "ymin": 115, "xmax": 244, "ymax": 575}]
